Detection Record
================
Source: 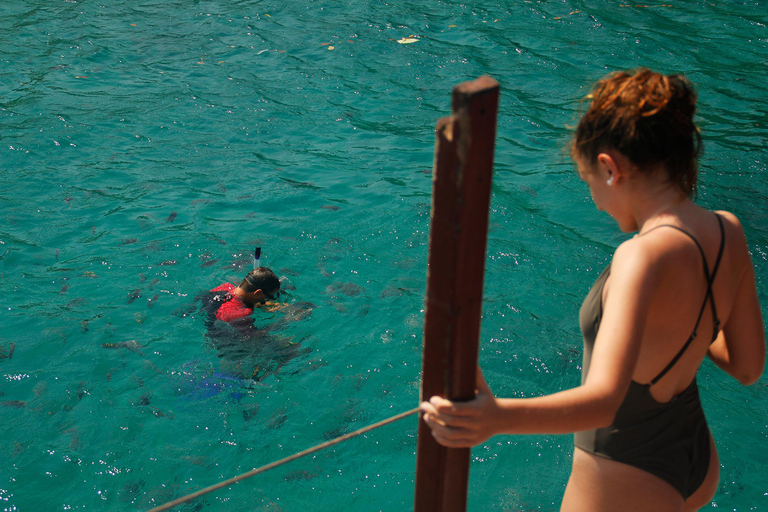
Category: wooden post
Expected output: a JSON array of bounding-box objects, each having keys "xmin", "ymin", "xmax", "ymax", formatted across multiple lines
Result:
[{"xmin": 414, "ymin": 76, "xmax": 500, "ymax": 512}]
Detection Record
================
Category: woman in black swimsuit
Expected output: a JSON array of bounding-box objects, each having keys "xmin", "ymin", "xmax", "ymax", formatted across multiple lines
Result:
[{"xmin": 420, "ymin": 69, "xmax": 765, "ymax": 511}]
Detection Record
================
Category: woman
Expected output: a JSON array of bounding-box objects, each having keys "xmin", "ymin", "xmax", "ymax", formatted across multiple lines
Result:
[{"xmin": 420, "ymin": 69, "xmax": 765, "ymax": 511}]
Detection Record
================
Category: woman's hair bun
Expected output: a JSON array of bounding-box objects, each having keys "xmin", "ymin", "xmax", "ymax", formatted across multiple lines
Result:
[{"xmin": 572, "ymin": 68, "xmax": 702, "ymax": 197}]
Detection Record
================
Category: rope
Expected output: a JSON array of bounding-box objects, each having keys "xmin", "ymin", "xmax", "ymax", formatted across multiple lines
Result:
[{"xmin": 147, "ymin": 406, "xmax": 420, "ymax": 511}]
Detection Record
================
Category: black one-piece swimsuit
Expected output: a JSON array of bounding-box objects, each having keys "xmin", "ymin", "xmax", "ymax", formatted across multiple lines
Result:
[{"xmin": 574, "ymin": 214, "xmax": 725, "ymax": 498}]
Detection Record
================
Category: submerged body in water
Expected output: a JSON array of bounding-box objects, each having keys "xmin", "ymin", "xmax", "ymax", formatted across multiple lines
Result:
[{"xmin": 198, "ymin": 282, "xmax": 315, "ymax": 381}]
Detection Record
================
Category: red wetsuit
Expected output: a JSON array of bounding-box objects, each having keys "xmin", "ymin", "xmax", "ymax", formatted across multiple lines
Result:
[{"xmin": 208, "ymin": 283, "xmax": 253, "ymax": 323}]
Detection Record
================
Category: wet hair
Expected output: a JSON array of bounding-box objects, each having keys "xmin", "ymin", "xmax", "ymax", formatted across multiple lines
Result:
[
  {"xmin": 571, "ymin": 68, "xmax": 702, "ymax": 197},
  {"xmin": 239, "ymin": 267, "xmax": 280, "ymax": 295}
]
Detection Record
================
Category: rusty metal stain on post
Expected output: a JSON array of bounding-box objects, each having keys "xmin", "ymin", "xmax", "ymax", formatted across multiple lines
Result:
[{"xmin": 414, "ymin": 76, "xmax": 500, "ymax": 512}]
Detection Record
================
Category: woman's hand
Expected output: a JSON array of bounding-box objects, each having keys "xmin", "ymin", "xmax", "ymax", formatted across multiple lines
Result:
[{"xmin": 420, "ymin": 369, "xmax": 501, "ymax": 448}]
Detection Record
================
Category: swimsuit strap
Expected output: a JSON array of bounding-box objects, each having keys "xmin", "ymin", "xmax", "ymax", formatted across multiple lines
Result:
[
  {"xmin": 708, "ymin": 214, "xmax": 726, "ymax": 339},
  {"xmin": 643, "ymin": 214, "xmax": 725, "ymax": 385}
]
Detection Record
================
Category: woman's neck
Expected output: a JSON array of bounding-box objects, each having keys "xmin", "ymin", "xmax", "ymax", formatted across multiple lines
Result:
[
  {"xmin": 624, "ymin": 165, "xmax": 690, "ymax": 233},
  {"xmin": 634, "ymin": 189, "xmax": 690, "ymax": 234}
]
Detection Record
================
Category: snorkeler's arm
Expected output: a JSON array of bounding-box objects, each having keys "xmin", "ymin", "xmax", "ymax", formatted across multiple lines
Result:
[
  {"xmin": 254, "ymin": 301, "xmax": 288, "ymax": 313},
  {"xmin": 707, "ymin": 213, "xmax": 765, "ymax": 385},
  {"xmin": 422, "ymin": 242, "xmax": 656, "ymax": 445}
]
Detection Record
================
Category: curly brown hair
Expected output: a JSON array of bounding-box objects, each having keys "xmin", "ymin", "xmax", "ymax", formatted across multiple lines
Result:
[{"xmin": 571, "ymin": 68, "xmax": 702, "ymax": 197}]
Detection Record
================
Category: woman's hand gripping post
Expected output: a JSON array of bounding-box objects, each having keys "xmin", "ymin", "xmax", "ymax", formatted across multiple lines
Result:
[{"xmin": 420, "ymin": 368, "xmax": 501, "ymax": 448}]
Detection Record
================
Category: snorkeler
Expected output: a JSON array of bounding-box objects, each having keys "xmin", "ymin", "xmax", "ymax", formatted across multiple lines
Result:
[
  {"xmin": 200, "ymin": 266, "xmax": 281, "ymax": 330},
  {"xmin": 197, "ymin": 247, "xmax": 318, "ymax": 382},
  {"xmin": 199, "ymin": 258, "xmax": 316, "ymax": 380}
]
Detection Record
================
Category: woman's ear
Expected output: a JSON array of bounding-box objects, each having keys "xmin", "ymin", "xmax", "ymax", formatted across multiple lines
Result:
[{"xmin": 597, "ymin": 152, "xmax": 621, "ymax": 185}]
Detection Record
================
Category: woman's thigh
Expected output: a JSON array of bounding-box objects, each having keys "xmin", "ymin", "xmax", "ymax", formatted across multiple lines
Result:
[{"xmin": 561, "ymin": 449, "xmax": 684, "ymax": 512}]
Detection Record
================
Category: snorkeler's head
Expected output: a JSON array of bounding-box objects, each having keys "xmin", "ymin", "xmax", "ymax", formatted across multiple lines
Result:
[
  {"xmin": 240, "ymin": 267, "xmax": 280, "ymax": 301},
  {"xmin": 571, "ymin": 68, "xmax": 701, "ymax": 198}
]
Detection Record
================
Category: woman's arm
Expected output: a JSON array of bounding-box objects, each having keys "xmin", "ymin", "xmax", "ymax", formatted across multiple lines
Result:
[
  {"xmin": 421, "ymin": 240, "xmax": 659, "ymax": 447},
  {"xmin": 421, "ymin": 370, "xmax": 632, "ymax": 447},
  {"xmin": 707, "ymin": 213, "xmax": 765, "ymax": 384}
]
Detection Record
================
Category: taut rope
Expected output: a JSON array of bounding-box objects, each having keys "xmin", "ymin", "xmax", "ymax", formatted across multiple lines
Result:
[{"xmin": 148, "ymin": 406, "xmax": 420, "ymax": 511}]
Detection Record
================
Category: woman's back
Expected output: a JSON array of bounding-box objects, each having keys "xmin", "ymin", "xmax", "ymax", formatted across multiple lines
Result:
[{"xmin": 624, "ymin": 204, "xmax": 758, "ymax": 402}]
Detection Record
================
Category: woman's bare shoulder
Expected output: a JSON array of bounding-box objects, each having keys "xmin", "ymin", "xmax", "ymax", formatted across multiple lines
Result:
[
  {"xmin": 713, "ymin": 209, "xmax": 753, "ymax": 266},
  {"xmin": 610, "ymin": 235, "xmax": 664, "ymax": 283},
  {"xmin": 614, "ymin": 224, "xmax": 691, "ymax": 266},
  {"xmin": 714, "ymin": 209, "xmax": 743, "ymax": 233}
]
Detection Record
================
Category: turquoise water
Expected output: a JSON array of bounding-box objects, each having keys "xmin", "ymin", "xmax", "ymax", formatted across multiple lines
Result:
[{"xmin": 1, "ymin": 1, "xmax": 767, "ymax": 510}]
